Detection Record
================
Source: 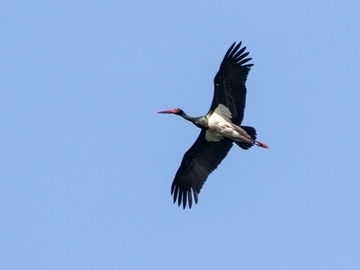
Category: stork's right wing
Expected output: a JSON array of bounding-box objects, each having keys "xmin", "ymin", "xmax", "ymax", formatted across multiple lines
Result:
[{"xmin": 171, "ymin": 130, "xmax": 233, "ymax": 209}]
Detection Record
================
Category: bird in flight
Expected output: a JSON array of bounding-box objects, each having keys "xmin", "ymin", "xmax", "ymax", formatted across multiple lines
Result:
[{"xmin": 158, "ymin": 41, "xmax": 269, "ymax": 209}]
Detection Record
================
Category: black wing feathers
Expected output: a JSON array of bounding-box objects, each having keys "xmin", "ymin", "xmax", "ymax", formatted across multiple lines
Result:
[
  {"xmin": 211, "ymin": 42, "xmax": 253, "ymax": 125},
  {"xmin": 170, "ymin": 41, "xmax": 253, "ymax": 209},
  {"xmin": 171, "ymin": 130, "xmax": 233, "ymax": 209}
]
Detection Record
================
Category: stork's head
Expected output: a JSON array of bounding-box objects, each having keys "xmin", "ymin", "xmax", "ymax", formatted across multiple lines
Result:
[{"xmin": 157, "ymin": 108, "xmax": 184, "ymax": 116}]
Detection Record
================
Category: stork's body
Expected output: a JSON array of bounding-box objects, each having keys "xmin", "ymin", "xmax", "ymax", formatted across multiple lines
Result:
[
  {"xmin": 206, "ymin": 104, "xmax": 261, "ymax": 146},
  {"xmin": 158, "ymin": 41, "xmax": 268, "ymax": 209}
]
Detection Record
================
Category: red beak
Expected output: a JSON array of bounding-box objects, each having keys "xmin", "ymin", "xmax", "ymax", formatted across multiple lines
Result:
[{"xmin": 157, "ymin": 109, "xmax": 177, "ymax": 114}]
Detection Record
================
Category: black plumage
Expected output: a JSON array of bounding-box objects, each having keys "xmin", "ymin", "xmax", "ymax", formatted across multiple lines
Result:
[
  {"xmin": 171, "ymin": 130, "xmax": 233, "ymax": 208},
  {"xmin": 210, "ymin": 42, "xmax": 253, "ymax": 125},
  {"xmin": 158, "ymin": 41, "xmax": 268, "ymax": 209}
]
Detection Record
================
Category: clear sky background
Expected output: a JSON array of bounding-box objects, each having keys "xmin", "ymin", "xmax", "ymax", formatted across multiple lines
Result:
[{"xmin": 1, "ymin": 1, "xmax": 360, "ymax": 269}]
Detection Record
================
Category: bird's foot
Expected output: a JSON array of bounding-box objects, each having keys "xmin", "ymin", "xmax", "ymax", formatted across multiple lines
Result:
[{"xmin": 255, "ymin": 141, "xmax": 269, "ymax": 149}]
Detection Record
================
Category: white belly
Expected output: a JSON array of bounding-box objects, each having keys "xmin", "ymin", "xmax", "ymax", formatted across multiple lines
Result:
[{"xmin": 206, "ymin": 111, "xmax": 253, "ymax": 143}]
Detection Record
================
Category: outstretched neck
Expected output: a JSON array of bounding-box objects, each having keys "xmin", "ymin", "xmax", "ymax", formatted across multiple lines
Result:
[
  {"xmin": 179, "ymin": 111, "xmax": 207, "ymax": 129},
  {"xmin": 179, "ymin": 111, "xmax": 193, "ymax": 121}
]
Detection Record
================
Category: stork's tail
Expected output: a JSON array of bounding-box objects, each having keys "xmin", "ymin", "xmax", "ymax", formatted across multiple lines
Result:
[
  {"xmin": 235, "ymin": 126, "xmax": 257, "ymax": 150},
  {"xmin": 235, "ymin": 126, "xmax": 269, "ymax": 150}
]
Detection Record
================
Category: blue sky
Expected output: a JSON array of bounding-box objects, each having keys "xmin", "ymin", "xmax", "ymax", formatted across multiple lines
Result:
[{"xmin": 1, "ymin": 1, "xmax": 360, "ymax": 269}]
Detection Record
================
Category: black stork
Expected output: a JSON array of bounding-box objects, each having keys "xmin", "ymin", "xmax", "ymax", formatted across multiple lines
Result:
[{"xmin": 158, "ymin": 41, "xmax": 269, "ymax": 209}]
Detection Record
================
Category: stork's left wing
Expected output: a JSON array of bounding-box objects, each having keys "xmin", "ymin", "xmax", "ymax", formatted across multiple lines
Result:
[{"xmin": 210, "ymin": 42, "xmax": 253, "ymax": 125}]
